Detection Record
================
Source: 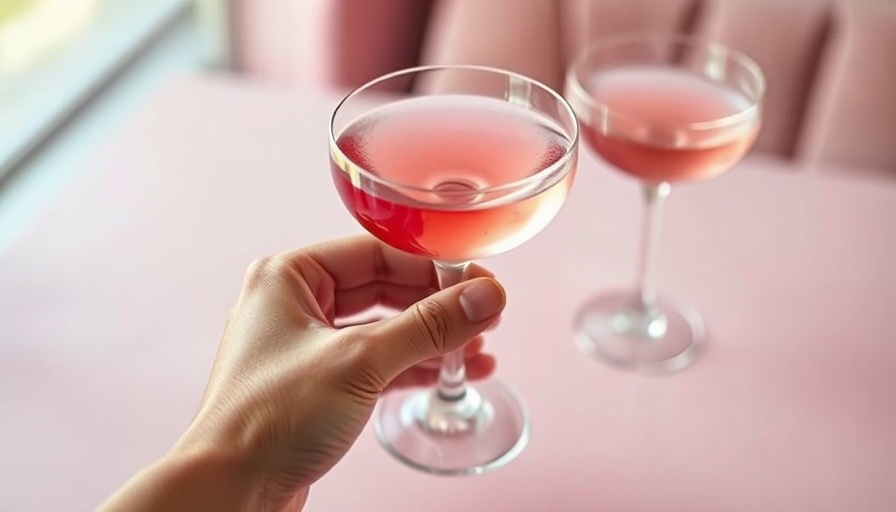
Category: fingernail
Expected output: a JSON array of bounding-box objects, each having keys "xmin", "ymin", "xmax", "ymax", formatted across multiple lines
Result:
[{"xmin": 459, "ymin": 279, "xmax": 505, "ymax": 323}]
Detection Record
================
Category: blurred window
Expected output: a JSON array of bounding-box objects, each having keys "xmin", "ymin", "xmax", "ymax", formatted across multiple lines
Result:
[{"xmin": 0, "ymin": 0, "xmax": 188, "ymax": 180}]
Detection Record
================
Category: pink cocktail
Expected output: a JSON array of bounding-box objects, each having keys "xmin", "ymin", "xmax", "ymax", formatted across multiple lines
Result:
[
  {"xmin": 330, "ymin": 66, "xmax": 578, "ymax": 474},
  {"xmin": 332, "ymin": 95, "xmax": 574, "ymax": 262},
  {"xmin": 566, "ymin": 34, "xmax": 765, "ymax": 372},
  {"xmin": 584, "ymin": 67, "xmax": 759, "ymax": 182}
]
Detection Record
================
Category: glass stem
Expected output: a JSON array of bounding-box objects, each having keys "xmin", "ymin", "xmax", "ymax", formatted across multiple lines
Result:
[
  {"xmin": 434, "ymin": 260, "xmax": 471, "ymax": 401},
  {"xmin": 635, "ymin": 182, "xmax": 671, "ymax": 312}
]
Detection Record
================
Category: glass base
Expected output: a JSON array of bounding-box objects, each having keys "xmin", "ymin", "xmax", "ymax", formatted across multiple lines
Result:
[
  {"xmin": 573, "ymin": 291, "xmax": 704, "ymax": 373},
  {"xmin": 373, "ymin": 379, "xmax": 529, "ymax": 476}
]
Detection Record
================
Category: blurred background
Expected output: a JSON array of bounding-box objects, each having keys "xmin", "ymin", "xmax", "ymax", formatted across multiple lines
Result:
[
  {"xmin": 1, "ymin": 4, "xmax": 895, "ymax": 510},
  {"xmin": 1, "ymin": 0, "xmax": 894, "ymax": 255},
  {"xmin": 0, "ymin": 0, "xmax": 203, "ymax": 251},
  {"xmin": 0, "ymin": 0, "xmax": 324, "ymax": 253}
]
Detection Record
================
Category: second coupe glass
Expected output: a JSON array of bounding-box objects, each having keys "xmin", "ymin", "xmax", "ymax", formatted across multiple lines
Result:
[{"xmin": 565, "ymin": 34, "xmax": 765, "ymax": 372}]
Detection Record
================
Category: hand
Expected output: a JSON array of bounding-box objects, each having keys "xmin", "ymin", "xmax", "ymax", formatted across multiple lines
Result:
[{"xmin": 100, "ymin": 235, "xmax": 506, "ymax": 512}]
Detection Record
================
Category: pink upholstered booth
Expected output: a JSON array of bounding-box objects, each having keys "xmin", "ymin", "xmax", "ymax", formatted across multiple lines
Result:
[{"xmin": 230, "ymin": 0, "xmax": 896, "ymax": 175}]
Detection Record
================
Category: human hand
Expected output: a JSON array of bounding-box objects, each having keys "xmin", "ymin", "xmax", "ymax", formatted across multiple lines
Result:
[{"xmin": 101, "ymin": 235, "xmax": 506, "ymax": 512}]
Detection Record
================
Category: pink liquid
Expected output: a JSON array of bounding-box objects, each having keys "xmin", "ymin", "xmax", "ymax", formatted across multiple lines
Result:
[
  {"xmin": 582, "ymin": 66, "xmax": 759, "ymax": 182},
  {"xmin": 331, "ymin": 96, "xmax": 576, "ymax": 261}
]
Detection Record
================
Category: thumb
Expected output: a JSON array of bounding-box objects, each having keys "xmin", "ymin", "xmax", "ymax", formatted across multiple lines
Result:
[{"xmin": 365, "ymin": 277, "xmax": 506, "ymax": 382}]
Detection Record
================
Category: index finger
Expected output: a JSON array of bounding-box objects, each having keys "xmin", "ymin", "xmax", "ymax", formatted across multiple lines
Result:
[{"xmin": 289, "ymin": 235, "xmax": 494, "ymax": 290}]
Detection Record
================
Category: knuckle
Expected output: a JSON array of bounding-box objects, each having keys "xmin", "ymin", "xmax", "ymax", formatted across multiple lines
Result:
[
  {"xmin": 243, "ymin": 255, "xmax": 291, "ymax": 289},
  {"xmin": 410, "ymin": 300, "xmax": 453, "ymax": 354},
  {"xmin": 245, "ymin": 255, "xmax": 274, "ymax": 279}
]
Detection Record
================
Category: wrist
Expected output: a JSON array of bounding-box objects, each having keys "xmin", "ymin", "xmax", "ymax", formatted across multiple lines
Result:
[
  {"xmin": 99, "ymin": 438, "xmax": 264, "ymax": 512},
  {"xmin": 165, "ymin": 436, "xmax": 265, "ymax": 512}
]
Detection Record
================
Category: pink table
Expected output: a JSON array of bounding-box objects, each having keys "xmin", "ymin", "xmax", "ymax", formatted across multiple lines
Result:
[{"xmin": 1, "ymin": 75, "xmax": 895, "ymax": 512}]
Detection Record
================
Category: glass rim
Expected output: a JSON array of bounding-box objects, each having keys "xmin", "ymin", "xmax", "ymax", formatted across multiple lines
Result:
[
  {"xmin": 566, "ymin": 32, "xmax": 767, "ymax": 130},
  {"xmin": 329, "ymin": 64, "xmax": 579, "ymax": 199}
]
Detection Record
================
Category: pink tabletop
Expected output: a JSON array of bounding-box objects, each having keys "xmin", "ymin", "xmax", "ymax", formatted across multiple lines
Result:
[{"xmin": 1, "ymin": 75, "xmax": 895, "ymax": 512}]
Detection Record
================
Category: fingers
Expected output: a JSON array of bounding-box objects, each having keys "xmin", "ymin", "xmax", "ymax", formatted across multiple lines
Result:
[
  {"xmin": 362, "ymin": 277, "xmax": 506, "ymax": 382},
  {"xmin": 332, "ymin": 282, "xmax": 437, "ymax": 320},
  {"xmin": 249, "ymin": 236, "xmax": 496, "ymax": 323},
  {"xmin": 284, "ymin": 234, "xmax": 493, "ymax": 290},
  {"xmin": 384, "ymin": 353, "xmax": 497, "ymax": 391},
  {"xmin": 325, "ymin": 251, "xmax": 494, "ymax": 319}
]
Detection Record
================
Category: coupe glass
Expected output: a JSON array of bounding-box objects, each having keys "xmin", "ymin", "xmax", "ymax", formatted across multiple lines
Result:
[
  {"xmin": 329, "ymin": 65, "xmax": 578, "ymax": 474},
  {"xmin": 565, "ymin": 33, "xmax": 765, "ymax": 372}
]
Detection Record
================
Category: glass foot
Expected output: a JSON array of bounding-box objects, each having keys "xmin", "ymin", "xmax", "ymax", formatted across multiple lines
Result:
[
  {"xmin": 373, "ymin": 379, "xmax": 529, "ymax": 476},
  {"xmin": 573, "ymin": 291, "xmax": 704, "ymax": 373}
]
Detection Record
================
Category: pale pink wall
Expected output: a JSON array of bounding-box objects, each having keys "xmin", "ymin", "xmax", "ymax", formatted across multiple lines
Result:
[{"xmin": 229, "ymin": 0, "xmax": 333, "ymax": 85}]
